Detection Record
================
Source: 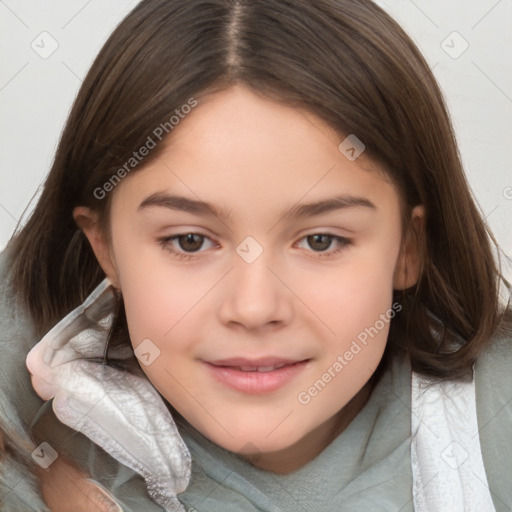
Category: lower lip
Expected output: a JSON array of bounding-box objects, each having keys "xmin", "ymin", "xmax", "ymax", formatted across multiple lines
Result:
[{"xmin": 204, "ymin": 360, "xmax": 310, "ymax": 394}]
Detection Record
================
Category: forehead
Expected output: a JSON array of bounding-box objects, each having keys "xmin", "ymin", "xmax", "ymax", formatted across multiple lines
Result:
[{"xmin": 110, "ymin": 85, "xmax": 400, "ymax": 221}]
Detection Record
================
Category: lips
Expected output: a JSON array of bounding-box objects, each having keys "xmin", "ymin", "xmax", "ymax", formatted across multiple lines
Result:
[
  {"xmin": 208, "ymin": 357, "xmax": 305, "ymax": 370},
  {"xmin": 204, "ymin": 357, "xmax": 310, "ymax": 393}
]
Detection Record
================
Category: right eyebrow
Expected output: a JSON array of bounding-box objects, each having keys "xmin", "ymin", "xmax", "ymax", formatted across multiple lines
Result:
[{"xmin": 138, "ymin": 192, "xmax": 234, "ymax": 220}]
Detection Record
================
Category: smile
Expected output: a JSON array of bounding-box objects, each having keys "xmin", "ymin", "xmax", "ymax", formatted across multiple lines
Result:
[{"xmin": 203, "ymin": 358, "xmax": 311, "ymax": 394}]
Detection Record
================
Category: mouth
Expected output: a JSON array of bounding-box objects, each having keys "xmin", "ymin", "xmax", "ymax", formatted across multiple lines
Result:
[{"xmin": 203, "ymin": 357, "xmax": 311, "ymax": 394}]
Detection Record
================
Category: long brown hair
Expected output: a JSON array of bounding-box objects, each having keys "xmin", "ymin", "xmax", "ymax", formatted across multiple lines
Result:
[{"xmin": 8, "ymin": 0, "xmax": 510, "ymax": 379}]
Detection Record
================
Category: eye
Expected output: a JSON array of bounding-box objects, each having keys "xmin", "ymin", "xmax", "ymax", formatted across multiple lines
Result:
[
  {"xmin": 157, "ymin": 232, "xmax": 217, "ymax": 260},
  {"xmin": 157, "ymin": 231, "xmax": 352, "ymax": 261},
  {"xmin": 295, "ymin": 233, "xmax": 352, "ymax": 258}
]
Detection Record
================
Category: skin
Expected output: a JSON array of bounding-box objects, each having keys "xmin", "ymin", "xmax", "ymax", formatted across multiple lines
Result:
[
  {"xmin": 74, "ymin": 85, "xmax": 423, "ymax": 476},
  {"xmin": 36, "ymin": 458, "xmax": 119, "ymax": 512}
]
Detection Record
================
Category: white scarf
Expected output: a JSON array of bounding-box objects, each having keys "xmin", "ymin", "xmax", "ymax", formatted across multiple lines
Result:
[{"xmin": 411, "ymin": 369, "xmax": 496, "ymax": 511}]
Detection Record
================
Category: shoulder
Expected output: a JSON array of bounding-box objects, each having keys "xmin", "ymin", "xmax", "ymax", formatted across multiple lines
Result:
[
  {"xmin": 475, "ymin": 318, "xmax": 512, "ymax": 415},
  {"xmin": 0, "ymin": 245, "xmax": 51, "ymax": 510},
  {"xmin": 0, "ymin": 245, "xmax": 45, "ymax": 427},
  {"xmin": 475, "ymin": 318, "xmax": 512, "ymax": 510}
]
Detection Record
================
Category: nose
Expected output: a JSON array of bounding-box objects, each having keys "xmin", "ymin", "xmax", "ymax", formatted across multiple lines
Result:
[{"xmin": 217, "ymin": 248, "xmax": 294, "ymax": 332}]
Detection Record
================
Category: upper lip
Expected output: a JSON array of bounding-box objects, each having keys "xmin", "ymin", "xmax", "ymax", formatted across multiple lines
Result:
[{"xmin": 206, "ymin": 357, "xmax": 308, "ymax": 368}]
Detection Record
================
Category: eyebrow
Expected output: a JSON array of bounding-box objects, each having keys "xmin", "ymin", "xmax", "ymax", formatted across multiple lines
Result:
[{"xmin": 138, "ymin": 192, "xmax": 376, "ymax": 221}]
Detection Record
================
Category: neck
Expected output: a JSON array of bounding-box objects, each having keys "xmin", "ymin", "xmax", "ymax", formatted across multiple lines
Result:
[{"xmin": 243, "ymin": 378, "xmax": 375, "ymax": 474}]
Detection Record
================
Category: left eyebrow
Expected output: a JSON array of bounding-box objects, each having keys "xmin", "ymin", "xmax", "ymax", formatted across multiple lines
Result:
[
  {"xmin": 137, "ymin": 192, "xmax": 376, "ymax": 221},
  {"xmin": 281, "ymin": 194, "xmax": 376, "ymax": 221}
]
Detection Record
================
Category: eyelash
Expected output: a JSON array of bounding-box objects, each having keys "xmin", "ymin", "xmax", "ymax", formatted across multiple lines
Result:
[{"xmin": 157, "ymin": 231, "xmax": 352, "ymax": 261}]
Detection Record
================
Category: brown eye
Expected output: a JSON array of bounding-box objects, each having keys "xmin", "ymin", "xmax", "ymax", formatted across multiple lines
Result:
[
  {"xmin": 177, "ymin": 233, "xmax": 205, "ymax": 252},
  {"xmin": 306, "ymin": 234, "xmax": 334, "ymax": 251}
]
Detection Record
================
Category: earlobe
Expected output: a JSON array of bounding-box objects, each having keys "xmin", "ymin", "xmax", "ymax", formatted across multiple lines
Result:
[
  {"xmin": 73, "ymin": 206, "xmax": 121, "ymax": 289},
  {"xmin": 393, "ymin": 205, "xmax": 425, "ymax": 291}
]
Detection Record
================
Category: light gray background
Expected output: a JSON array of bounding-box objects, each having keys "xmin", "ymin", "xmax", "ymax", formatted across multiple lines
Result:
[{"xmin": 1, "ymin": 0, "xmax": 511, "ymax": 260}]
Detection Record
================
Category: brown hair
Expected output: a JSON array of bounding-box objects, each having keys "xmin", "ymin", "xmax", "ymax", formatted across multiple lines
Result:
[{"xmin": 8, "ymin": 0, "xmax": 510, "ymax": 380}]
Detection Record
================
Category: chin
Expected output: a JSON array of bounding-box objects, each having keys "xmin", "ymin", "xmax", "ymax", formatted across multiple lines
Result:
[{"xmin": 199, "ymin": 418, "xmax": 309, "ymax": 456}]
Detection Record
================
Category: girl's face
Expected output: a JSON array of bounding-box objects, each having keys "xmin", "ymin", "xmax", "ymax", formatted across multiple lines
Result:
[{"xmin": 77, "ymin": 85, "xmax": 421, "ymax": 473}]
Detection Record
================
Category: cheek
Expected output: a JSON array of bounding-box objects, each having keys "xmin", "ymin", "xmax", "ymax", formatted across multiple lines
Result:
[
  {"xmin": 112, "ymin": 231, "xmax": 207, "ymax": 344},
  {"xmin": 295, "ymin": 257, "xmax": 398, "ymax": 428},
  {"xmin": 313, "ymin": 238, "xmax": 400, "ymax": 340},
  {"xmin": 117, "ymin": 264, "xmax": 203, "ymax": 404}
]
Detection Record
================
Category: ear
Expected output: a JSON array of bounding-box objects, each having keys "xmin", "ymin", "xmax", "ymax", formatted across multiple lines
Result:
[
  {"xmin": 393, "ymin": 205, "xmax": 425, "ymax": 290},
  {"xmin": 73, "ymin": 206, "xmax": 121, "ymax": 289}
]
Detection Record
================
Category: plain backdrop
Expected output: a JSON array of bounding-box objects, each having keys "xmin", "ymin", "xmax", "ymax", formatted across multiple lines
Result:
[{"xmin": 1, "ymin": 0, "xmax": 511, "ymax": 263}]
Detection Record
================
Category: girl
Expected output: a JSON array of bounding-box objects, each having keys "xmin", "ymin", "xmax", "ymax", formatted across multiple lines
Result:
[{"xmin": 1, "ymin": 0, "xmax": 511, "ymax": 510}]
